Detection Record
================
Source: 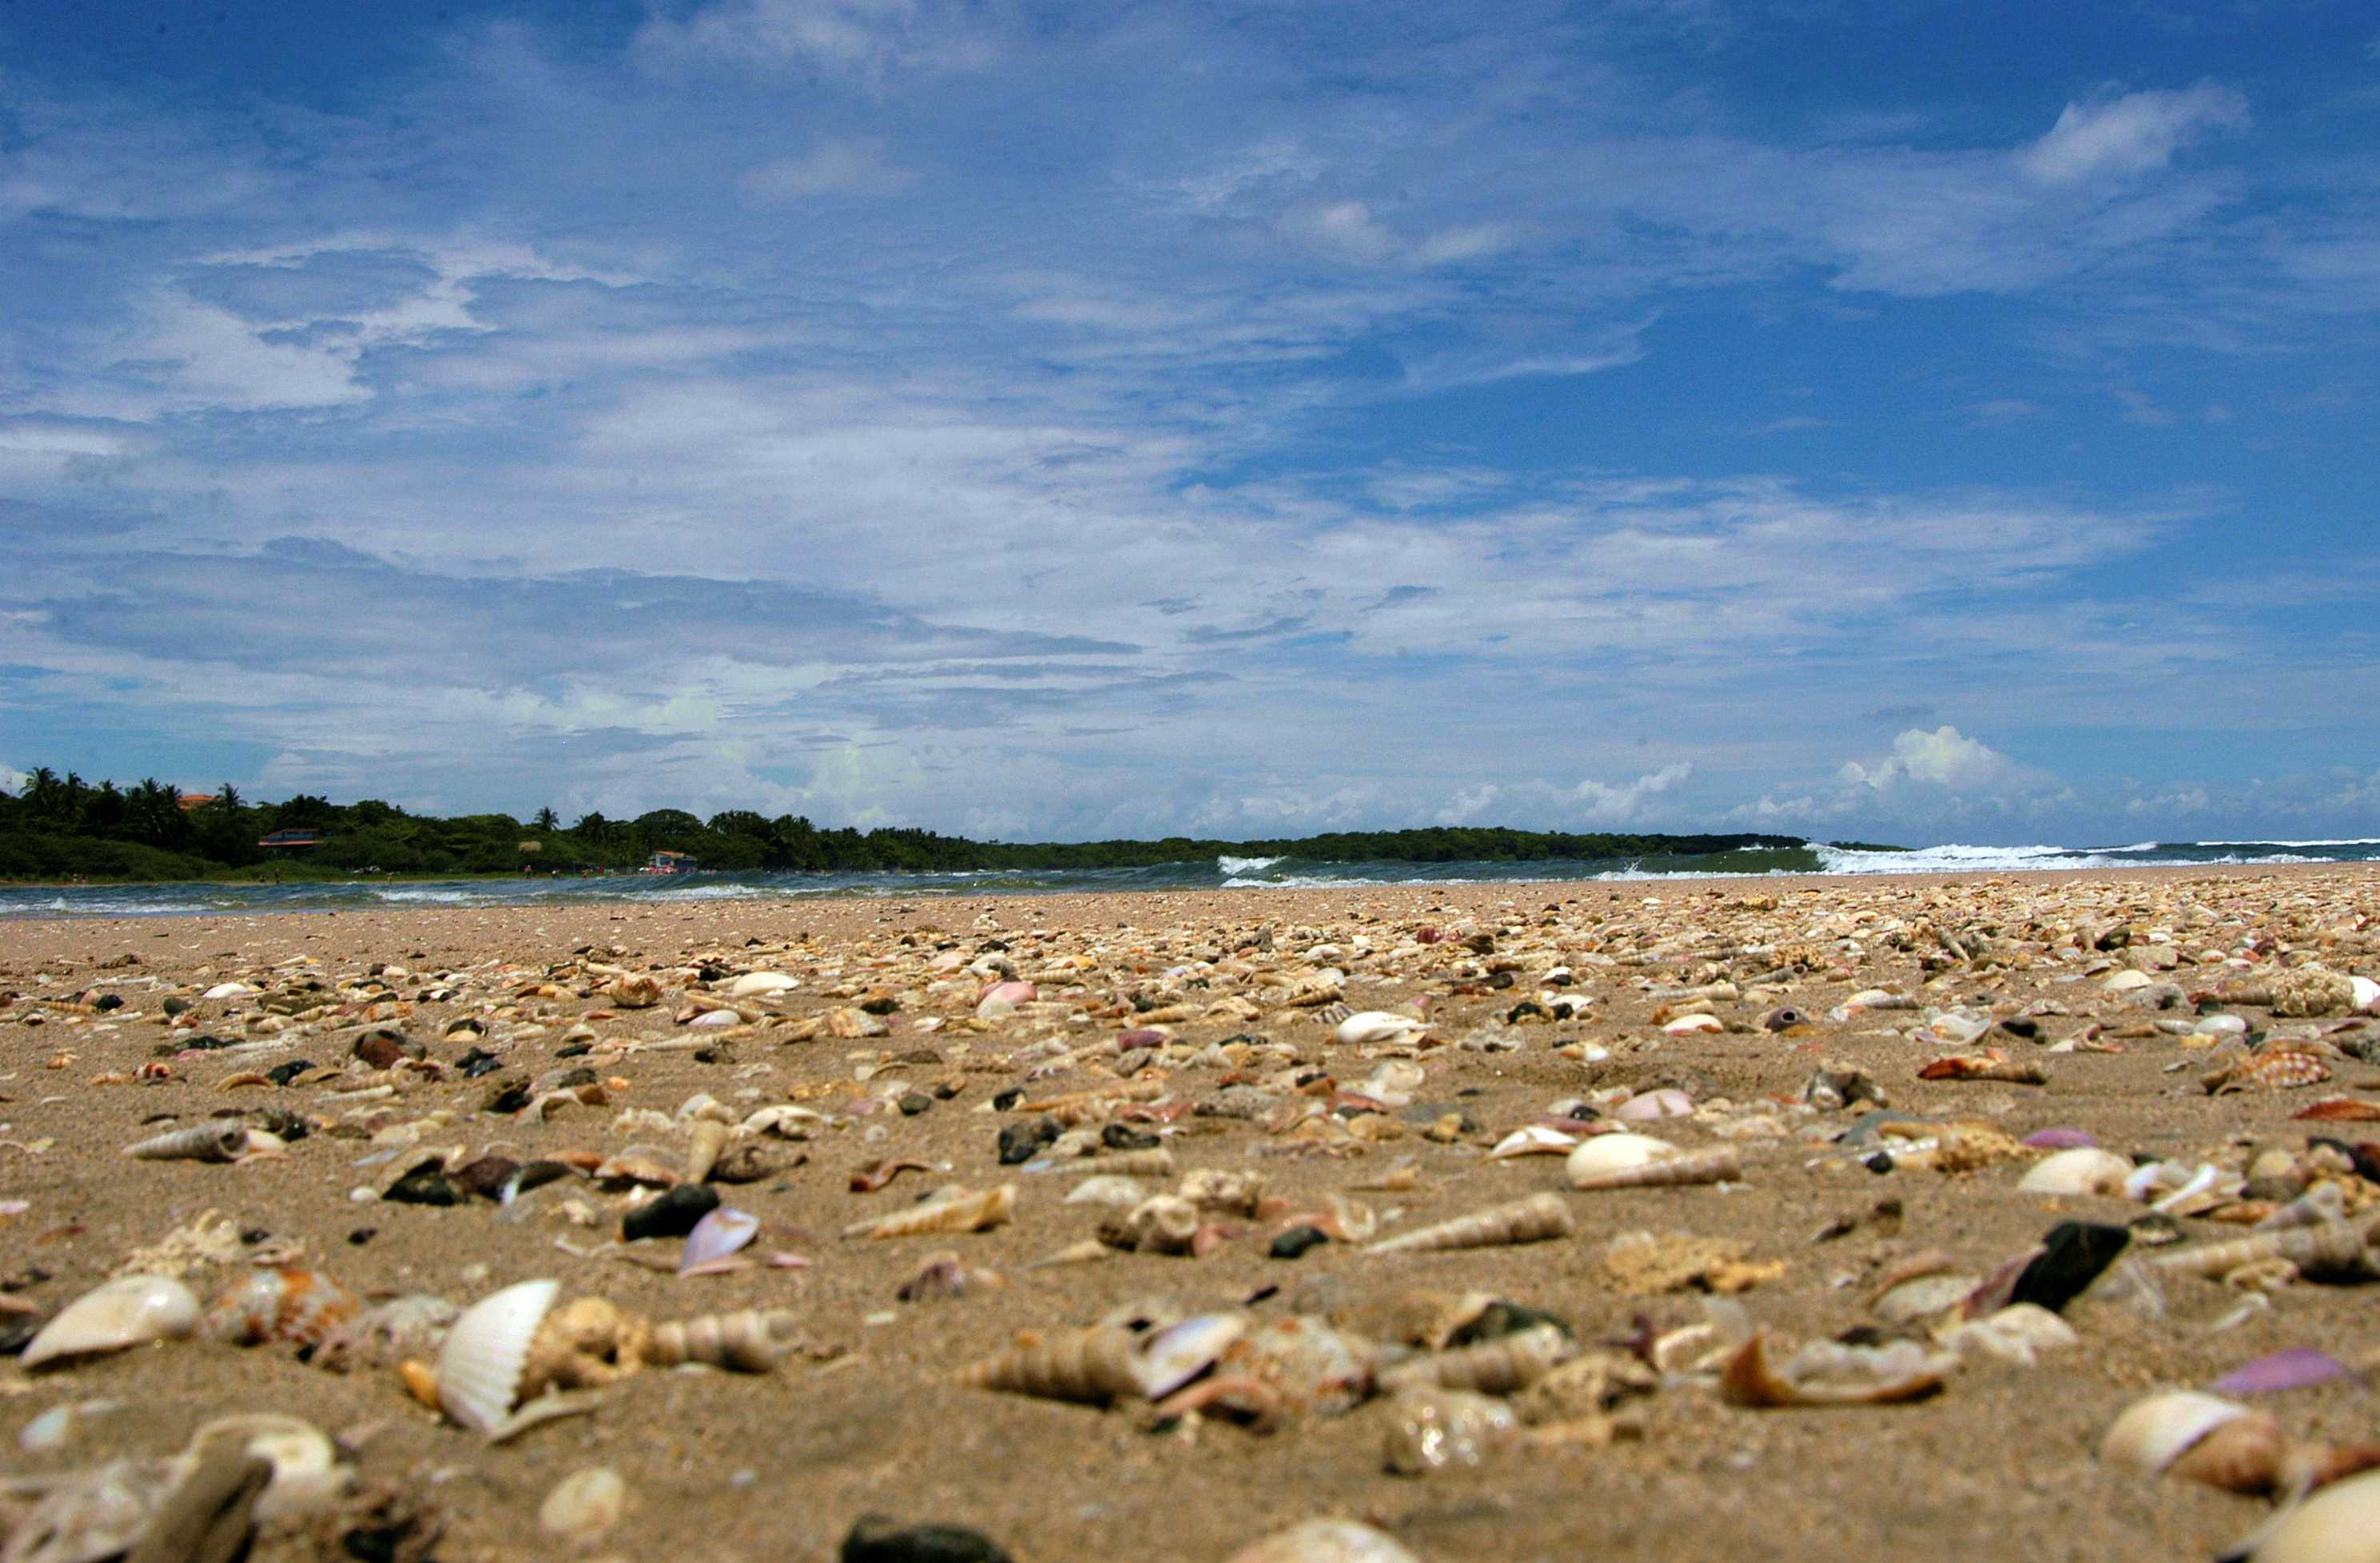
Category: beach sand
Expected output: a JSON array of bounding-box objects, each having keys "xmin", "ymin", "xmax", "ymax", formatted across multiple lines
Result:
[{"xmin": 4, "ymin": 865, "xmax": 2378, "ymax": 1562}]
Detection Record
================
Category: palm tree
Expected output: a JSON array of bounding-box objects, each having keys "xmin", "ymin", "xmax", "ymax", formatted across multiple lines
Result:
[
  {"xmin": 532, "ymin": 806, "xmax": 559, "ymax": 831},
  {"xmin": 217, "ymin": 784, "xmax": 243, "ymax": 811}
]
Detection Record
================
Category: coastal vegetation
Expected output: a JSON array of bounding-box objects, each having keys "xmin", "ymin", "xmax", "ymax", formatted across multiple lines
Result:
[{"xmin": 0, "ymin": 766, "xmax": 1884, "ymax": 881}]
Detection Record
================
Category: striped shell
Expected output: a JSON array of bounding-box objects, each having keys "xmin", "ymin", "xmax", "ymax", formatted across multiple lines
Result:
[
  {"xmin": 1569, "ymin": 1143, "xmax": 1741, "ymax": 1191},
  {"xmin": 2147, "ymin": 1220, "xmax": 2375, "ymax": 1283},
  {"xmin": 1380, "ymin": 1322, "xmax": 1578, "ymax": 1395},
  {"xmin": 959, "ymin": 1326, "xmax": 1143, "ymax": 1405},
  {"xmin": 122, "ymin": 1122, "xmax": 253, "ymax": 1163},
  {"xmin": 202, "ymin": 1268, "xmax": 364, "ymax": 1348},
  {"xmin": 1364, "ymin": 1192, "xmax": 1574, "ymax": 1255},
  {"xmin": 843, "ymin": 1184, "xmax": 1017, "ymax": 1240},
  {"xmin": 2204, "ymin": 1050, "xmax": 2332, "ymax": 1095},
  {"xmin": 647, "ymin": 1309, "xmax": 800, "ymax": 1372},
  {"xmin": 436, "ymin": 1279, "xmax": 559, "ymax": 1433},
  {"xmin": 2103, "ymin": 1390, "xmax": 2287, "ymax": 1493}
]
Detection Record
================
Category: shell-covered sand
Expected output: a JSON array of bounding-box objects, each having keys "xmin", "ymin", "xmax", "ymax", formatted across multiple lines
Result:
[{"xmin": 5, "ymin": 865, "xmax": 2380, "ymax": 1562}]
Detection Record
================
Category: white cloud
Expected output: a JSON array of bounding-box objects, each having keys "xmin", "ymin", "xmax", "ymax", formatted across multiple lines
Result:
[
  {"xmin": 0, "ymin": 762, "xmax": 28, "ymax": 796},
  {"xmin": 742, "ymin": 138, "xmax": 914, "ymax": 200},
  {"xmin": 1841, "ymin": 726, "xmax": 2024, "ymax": 792},
  {"xmin": 1569, "ymin": 762, "xmax": 1693, "ymax": 825},
  {"xmin": 635, "ymin": 0, "xmax": 996, "ymax": 79},
  {"xmin": 1279, "ymin": 201, "xmax": 1401, "ymax": 264},
  {"xmin": 2019, "ymin": 85, "xmax": 2249, "ymax": 185}
]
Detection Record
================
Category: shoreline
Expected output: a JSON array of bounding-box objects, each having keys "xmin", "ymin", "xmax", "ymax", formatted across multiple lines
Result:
[{"xmin": 4, "ymin": 862, "xmax": 2378, "ymax": 1561}]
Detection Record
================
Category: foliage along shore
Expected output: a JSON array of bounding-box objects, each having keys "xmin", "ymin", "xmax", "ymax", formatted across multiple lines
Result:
[{"xmin": 0, "ymin": 766, "xmax": 1899, "ymax": 883}]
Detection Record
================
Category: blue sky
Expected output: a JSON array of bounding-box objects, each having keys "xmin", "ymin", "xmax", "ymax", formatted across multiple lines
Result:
[{"xmin": 3, "ymin": 1, "xmax": 2377, "ymax": 845}]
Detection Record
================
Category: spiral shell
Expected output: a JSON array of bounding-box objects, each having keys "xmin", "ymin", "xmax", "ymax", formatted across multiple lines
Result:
[
  {"xmin": 2204, "ymin": 1049, "xmax": 2333, "ymax": 1095},
  {"xmin": 844, "ymin": 1184, "xmax": 1016, "ymax": 1240},
  {"xmin": 683, "ymin": 1120, "xmax": 730, "ymax": 1184},
  {"xmin": 2147, "ymin": 1220, "xmax": 2375, "ymax": 1283},
  {"xmin": 1107, "ymin": 1194, "xmax": 1200, "ymax": 1255},
  {"xmin": 959, "ymin": 1325, "xmax": 1143, "ymax": 1405},
  {"xmin": 121, "ymin": 1122, "xmax": 253, "ymax": 1163},
  {"xmin": 1568, "ymin": 1143, "xmax": 1742, "ymax": 1191},
  {"xmin": 1364, "ymin": 1192, "xmax": 1574, "ymax": 1255},
  {"xmin": 201, "ymin": 1268, "xmax": 364, "ymax": 1349},
  {"xmin": 1051, "ymin": 1148, "xmax": 1176, "ymax": 1178},
  {"xmin": 646, "ymin": 1308, "xmax": 800, "ymax": 1373},
  {"xmin": 2103, "ymin": 1391, "xmax": 2287, "ymax": 1493},
  {"xmin": 1380, "ymin": 1322, "xmax": 1578, "ymax": 1395},
  {"xmin": 520, "ymin": 1296, "xmax": 651, "ymax": 1399}
]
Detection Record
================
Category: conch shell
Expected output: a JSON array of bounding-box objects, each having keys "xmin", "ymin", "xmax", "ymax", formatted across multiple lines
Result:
[
  {"xmin": 1364, "ymin": 1192, "xmax": 1574, "ymax": 1255},
  {"xmin": 201, "ymin": 1268, "xmax": 364, "ymax": 1349},
  {"xmin": 2147, "ymin": 1220, "xmax": 2374, "ymax": 1283},
  {"xmin": 121, "ymin": 1122, "xmax": 255, "ymax": 1163}
]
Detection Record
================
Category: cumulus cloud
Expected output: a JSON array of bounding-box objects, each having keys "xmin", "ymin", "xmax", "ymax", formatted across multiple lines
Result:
[
  {"xmin": 1570, "ymin": 762, "xmax": 1694, "ymax": 825},
  {"xmin": 2018, "ymin": 85, "xmax": 2249, "ymax": 185},
  {"xmin": 1841, "ymin": 726, "xmax": 2025, "ymax": 793}
]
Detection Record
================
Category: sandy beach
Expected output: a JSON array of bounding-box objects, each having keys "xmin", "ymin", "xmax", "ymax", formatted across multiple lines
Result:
[{"xmin": 5, "ymin": 864, "xmax": 2379, "ymax": 1563}]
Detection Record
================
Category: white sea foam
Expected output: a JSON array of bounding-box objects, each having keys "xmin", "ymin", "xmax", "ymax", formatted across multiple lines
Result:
[{"xmin": 1216, "ymin": 855, "xmax": 1284, "ymax": 877}]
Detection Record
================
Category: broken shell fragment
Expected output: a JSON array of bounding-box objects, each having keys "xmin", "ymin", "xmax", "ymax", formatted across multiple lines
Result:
[
  {"xmin": 1568, "ymin": 1137, "xmax": 1741, "ymax": 1191},
  {"xmin": 2102, "ymin": 1390, "xmax": 2288, "ymax": 1493},
  {"xmin": 22, "ymin": 1275, "xmax": 202, "ymax": 1369},
  {"xmin": 2220, "ymin": 1467, "xmax": 2380, "ymax": 1563},
  {"xmin": 200, "ymin": 1267, "xmax": 364, "ymax": 1348},
  {"xmin": 2016, "ymin": 1147, "xmax": 2135, "ymax": 1197},
  {"xmin": 1335, "ymin": 1011, "xmax": 1427, "ymax": 1046},
  {"xmin": 1224, "ymin": 1519, "xmax": 1421, "ymax": 1563},
  {"xmin": 1364, "ymin": 1192, "xmax": 1574, "ymax": 1255},
  {"xmin": 1719, "ymin": 1331, "xmax": 1948, "ymax": 1408}
]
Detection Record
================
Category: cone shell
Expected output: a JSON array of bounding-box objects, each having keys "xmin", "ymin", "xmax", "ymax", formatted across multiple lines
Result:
[
  {"xmin": 1569, "ymin": 1143, "xmax": 1741, "ymax": 1191},
  {"xmin": 2017, "ymin": 1147, "xmax": 2135, "ymax": 1196},
  {"xmin": 683, "ymin": 1120, "xmax": 730, "ymax": 1184},
  {"xmin": 960, "ymin": 1325, "xmax": 1143, "ymax": 1405},
  {"xmin": 22, "ymin": 1274, "xmax": 202, "ymax": 1368},
  {"xmin": 2103, "ymin": 1391, "xmax": 2286, "ymax": 1493},
  {"xmin": 647, "ymin": 1309, "xmax": 798, "ymax": 1373},
  {"xmin": 1364, "ymin": 1192, "xmax": 1574, "ymax": 1255},
  {"xmin": 436, "ymin": 1279, "xmax": 559, "ymax": 1433},
  {"xmin": 201, "ymin": 1268, "xmax": 364, "ymax": 1348},
  {"xmin": 121, "ymin": 1122, "xmax": 253, "ymax": 1163}
]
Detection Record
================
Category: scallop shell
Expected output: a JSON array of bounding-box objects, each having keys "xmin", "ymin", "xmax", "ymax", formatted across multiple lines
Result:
[
  {"xmin": 436, "ymin": 1279, "xmax": 559, "ymax": 1433},
  {"xmin": 2017, "ymin": 1147, "xmax": 2135, "ymax": 1197},
  {"xmin": 2103, "ymin": 1390, "xmax": 2286, "ymax": 1493},
  {"xmin": 843, "ymin": 1184, "xmax": 1017, "ymax": 1240},
  {"xmin": 1224, "ymin": 1519, "xmax": 1421, "ymax": 1563},
  {"xmin": 1569, "ymin": 1141, "xmax": 1741, "ymax": 1191},
  {"xmin": 647, "ymin": 1309, "xmax": 800, "ymax": 1372},
  {"xmin": 121, "ymin": 1122, "xmax": 253, "ymax": 1163},
  {"xmin": 22, "ymin": 1275, "xmax": 202, "ymax": 1369},
  {"xmin": 201, "ymin": 1268, "xmax": 364, "ymax": 1348},
  {"xmin": 959, "ymin": 1325, "xmax": 1143, "ymax": 1405},
  {"xmin": 1364, "ymin": 1192, "xmax": 1574, "ymax": 1255}
]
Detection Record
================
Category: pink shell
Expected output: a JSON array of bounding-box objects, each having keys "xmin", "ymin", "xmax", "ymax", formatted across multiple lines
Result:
[
  {"xmin": 679, "ymin": 1207, "xmax": 762, "ymax": 1275},
  {"xmin": 2208, "ymin": 1348, "xmax": 2354, "ymax": 1396},
  {"xmin": 2023, "ymin": 1128, "xmax": 2099, "ymax": 1149}
]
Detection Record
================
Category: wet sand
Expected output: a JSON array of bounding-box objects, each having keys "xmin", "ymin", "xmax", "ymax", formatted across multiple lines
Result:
[{"xmin": 5, "ymin": 865, "xmax": 2379, "ymax": 1562}]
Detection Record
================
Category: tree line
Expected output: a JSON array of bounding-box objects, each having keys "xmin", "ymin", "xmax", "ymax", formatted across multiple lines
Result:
[{"xmin": 0, "ymin": 766, "xmax": 1852, "ymax": 881}]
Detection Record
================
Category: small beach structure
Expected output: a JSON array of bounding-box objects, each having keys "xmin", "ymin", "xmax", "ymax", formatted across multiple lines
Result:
[
  {"xmin": 257, "ymin": 829, "xmax": 328, "ymax": 850},
  {"xmin": 642, "ymin": 849, "xmax": 698, "ymax": 874}
]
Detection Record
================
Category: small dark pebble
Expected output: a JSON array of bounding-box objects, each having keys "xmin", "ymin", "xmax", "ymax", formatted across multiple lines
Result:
[
  {"xmin": 2008, "ymin": 1221, "xmax": 2130, "ymax": 1314},
  {"xmin": 1268, "ymin": 1226, "xmax": 1328, "ymax": 1260},
  {"xmin": 454, "ymin": 1048, "xmax": 502, "ymax": 1079},
  {"xmin": 162, "ymin": 996, "xmax": 191, "ymax": 1017},
  {"xmin": 178, "ymin": 1034, "xmax": 233, "ymax": 1052},
  {"xmin": 1447, "ymin": 1300, "xmax": 1570, "ymax": 1345},
  {"xmin": 697, "ymin": 963, "xmax": 730, "ymax": 984},
  {"xmin": 997, "ymin": 1118, "xmax": 1060, "ymax": 1164},
  {"xmin": 1996, "ymin": 1016, "xmax": 2040, "ymax": 1040},
  {"xmin": 691, "ymin": 1047, "xmax": 724, "ymax": 1064},
  {"xmin": 264, "ymin": 1060, "xmax": 312, "ymax": 1085},
  {"xmin": 454, "ymin": 1155, "xmax": 522, "ymax": 1202},
  {"xmin": 1504, "ymin": 1000, "xmax": 1550, "ymax": 1024},
  {"xmin": 351, "ymin": 1029, "xmax": 425, "ymax": 1069},
  {"xmin": 1487, "ymin": 971, "xmax": 1515, "ymax": 990},
  {"xmin": 346, "ymin": 1228, "xmax": 377, "ymax": 1247},
  {"xmin": 93, "ymin": 993, "xmax": 124, "ymax": 1012},
  {"xmin": 484, "ymin": 1082, "xmax": 531, "ymax": 1114},
  {"xmin": 990, "ymin": 1088, "xmax": 1023, "ymax": 1112},
  {"xmin": 512, "ymin": 1159, "xmax": 575, "ymax": 1196},
  {"xmin": 623, "ymin": 1183, "xmax": 719, "ymax": 1242},
  {"xmin": 898, "ymin": 1093, "xmax": 933, "ymax": 1116},
  {"xmin": 241, "ymin": 1227, "xmax": 271, "ymax": 1244},
  {"xmin": 841, "ymin": 1515, "xmax": 1017, "ymax": 1563},
  {"xmin": 1101, "ymin": 1123, "xmax": 1159, "ymax": 1151},
  {"xmin": 553, "ymin": 1041, "xmax": 592, "ymax": 1059},
  {"xmin": 862, "ymin": 995, "xmax": 900, "ymax": 1016},
  {"xmin": 1464, "ymin": 933, "xmax": 1496, "ymax": 955},
  {"xmin": 255, "ymin": 1108, "xmax": 308, "ymax": 1142},
  {"xmin": 383, "ymin": 1163, "xmax": 460, "ymax": 1207},
  {"xmin": 1863, "ymin": 1151, "xmax": 1896, "ymax": 1174}
]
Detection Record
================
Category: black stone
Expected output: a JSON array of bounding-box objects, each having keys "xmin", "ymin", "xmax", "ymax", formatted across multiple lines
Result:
[
  {"xmin": 990, "ymin": 1088, "xmax": 1023, "ymax": 1112},
  {"xmin": 512, "ymin": 1159, "xmax": 575, "ymax": 1196},
  {"xmin": 484, "ymin": 1081, "xmax": 531, "ymax": 1114},
  {"xmin": 898, "ymin": 1093, "xmax": 933, "ymax": 1116},
  {"xmin": 2008, "ymin": 1221, "xmax": 2131, "ymax": 1314},
  {"xmin": 264, "ymin": 1059, "xmax": 312, "ymax": 1085},
  {"xmin": 997, "ymin": 1118, "xmax": 1061, "ymax": 1164},
  {"xmin": 841, "ymin": 1515, "xmax": 1017, "ymax": 1563},
  {"xmin": 1101, "ymin": 1123, "xmax": 1159, "ymax": 1151},
  {"xmin": 383, "ymin": 1162, "xmax": 460, "ymax": 1207},
  {"xmin": 623, "ymin": 1183, "xmax": 718, "ymax": 1242},
  {"xmin": 162, "ymin": 996, "xmax": 191, "ymax": 1017},
  {"xmin": 454, "ymin": 1155, "xmax": 522, "ymax": 1201},
  {"xmin": 346, "ymin": 1228, "xmax": 377, "ymax": 1246},
  {"xmin": 554, "ymin": 1041, "xmax": 592, "ymax": 1059},
  {"xmin": 1268, "ymin": 1226, "xmax": 1328, "ymax": 1260},
  {"xmin": 93, "ymin": 993, "xmax": 124, "ymax": 1012},
  {"xmin": 1503, "ymin": 1000, "xmax": 1550, "ymax": 1024},
  {"xmin": 255, "ymin": 1108, "xmax": 308, "ymax": 1142},
  {"xmin": 454, "ymin": 1047, "xmax": 502, "ymax": 1079},
  {"xmin": 180, "ymin": 1033, "xmax": 233, "ymax": 1052}
]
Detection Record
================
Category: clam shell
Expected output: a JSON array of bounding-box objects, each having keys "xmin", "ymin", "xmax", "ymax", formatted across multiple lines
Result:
[
  {"xmin": 1488, "ymin": 1124, "xmax": 1578, "ymax": 1159},
  {"xmin": 22, "ymin": 1275, "xmax": 201, "ymax": 1369},
  {"xmin": 726, "ymin": 972, "xmax": 797, "ymax": 998},
  {"xmin": 2017, "ymin": 1147, "xmax": 2135, "ymax": 1197},
  {"xmin": 2223, "ymin": 1467, "xmax": 2380, "ymax": 1562},
  {"xmin": 1132, "ymin": 1313, "xmax": 1250, "ymax": 1399},
  {"xmin": 1335, "ymin": 1011, "xmax": 1426, "ymax": 1047},
  {"xmin": 1224, "ymin": 1519, "xmax": 1421, "ymax": 1563},
  {"xmin": 436, "ymin": 1279, "xmax": 559, "ymax": 1433},
  {"xmin": 2102, "ymin": 1390, "xmax": 2260, "ymax": 1477},
  {"xmin": 186, "ymin": 1413, "xmax": 348, "ymax": 1522},
  {"xmin": 1563, "ymin": 1132, "xmax": 1673, "ymax": 1184}
]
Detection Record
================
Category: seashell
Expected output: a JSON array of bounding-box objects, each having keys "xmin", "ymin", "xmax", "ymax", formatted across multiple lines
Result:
[
  {"xmin": 22, "ymin": 1275, "xmax": 202, "ymax": 1369},
  {"xmin": 678, "ymin": 1207, "xmax": 761, "ymax": 1275},
  {"xmin": 726, "ymin": 972, "xmax": 797, "ymax": 999},
  {"xmin": 2211, "ymin": 1349, "xmax": 2357, "ymax": 1397},
  {"xmin": 201, "ymin": 1267, "xmax": 364, "ymax": 1348},
  {"xmin": 436, "ymin": 1279, "xmax": 559, "ymax": 1433},
  {"xmin": 1179, "ymin": 1167, "xmax": 1267, "ymax": 1216},
  {"xmin": 2147, "ymin": 1220, "xmax": 2375, "ymax": 1283},
  {"xmin": 1661, "ymin": 1012, "xmax": 1725, "ymax": 1034},
  {"xmin": 1569, "ymin": 1141, "xmax": 1741, "ymax": 1191},
  {"xmin": 2103, "ymin": 1390, "xmax": 2287, "ymax": 1493},
  {"xmin": 539, "ymin": 1466, "xmax": 627, "ymax": 1541},
  {"xmin": 1916, "ymin": 1052, "xmax": 2047, "ymax": 1084},
  {"xmin": 1108, "ymin": 1194, "xmax": 1201, "ymax": 1255},
  {"xmin": 121, "ymin": 1122, "xmax": 253, "ymax": 1163},
  {"xmin": 1719, "ymin": 1331, "xmax": 1948, "ymax": 1408},
  {"xmin": 1132, "ymin": 1313, "xmax": 1249, "ymax": 1399},
  {"xmin": 1067, "ymin": 1147, "xmax": 1176, "ymax": 1178},
  {"xmin": 1335, "ymin": 1011, "xmax": 1426, "ymax": 1046},
  {"xmin": 2023, "ymin": 1128, "xmax": 2099, "ymax": 1150},
  {"xmin": 1488, "ymin": 1124, "xmax": 1578, "ymax": 1159},
  {"xmin": 895, "ymin": 1251, "xmax": 1004, "ymax": 1302},
  {"xmin": 2016, "ymin": 1147, "xmax": 2135, "ymax": 1197},
  {"xmin": 1224, "ymin": 1519, "xmax": 1422, "ymax": 1563},
  {"xmin": 683, "ymin": 1120, "xmax": 730, "ymax": 1183},
  {"xmin": 1944, "ymin": 1302, "xmax": 2079, "ymax": 1368},
  {"xmin": 646, "ymin": 1308, "xmax": 800, "ymax": 1372},
  {"xmin": 605, "ymin": 974, "xmax": 664, "ymax": 1008},
  {"xmin": 1383, "ymin": 1386, "xmax": 1518, "ymax": 1474},
  {"xmin": 960, "ymin": 1325, "xmax": 1143, "ymax": 1405},
  {"xmin": 2222, "ymin": 1467, "xmax": 2380, "ymax": 1563},
  {"xmin": 1365, "ymin": 1192, "xmax": 1574, "ymax": 1255},
  {"xmin": 312, "ymin": 1293, "xmax": 458, "ymax": 1372},
  {"xmin": 519, "ymin": 1295, "xmax": 651, "ymax": 1400},
  {"xmin": 185, "ymin": 1412, "xmax": 349, "ymax": 1523},
  {"xmin": 2294, "ymin": 1098, "xmax": 2380, "ymax": 1122},
  {"xmin": 1381, "ymin": 1322, "xmax": 1578, "ymax": 1395},
  {"xmin": 1064, "ymin": 1175, "xmax": 1147, "ymax": 1209},
  {"xmin": 2205, "ymin": 1050, "xmax": 2332, "ymax": 1095},
  {"xmin": 1616, "ymin": 1088, "xmax": 1693, "ymax": 1121},
  {"xmin": 1562, "ymin": 1132, "xmax": 1671, "ymax": 1182},
  {"xmin": 844, "ymin": 1184, "xmax": 1017, "ymax": 1240}
]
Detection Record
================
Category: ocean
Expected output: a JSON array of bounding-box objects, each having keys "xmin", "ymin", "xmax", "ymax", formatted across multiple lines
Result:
[{"xmin": 2, "ymin": 838, "xmax": 2375, "ymax": 919}]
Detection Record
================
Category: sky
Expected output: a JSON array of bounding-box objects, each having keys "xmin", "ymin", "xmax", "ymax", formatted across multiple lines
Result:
[{"xmin": 2, "ymin": 0, "xmax": 2378, "ymax": 847}]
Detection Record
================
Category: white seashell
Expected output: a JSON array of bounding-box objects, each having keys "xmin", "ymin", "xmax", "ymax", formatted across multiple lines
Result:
[
  {"xmin": 1487, "ymin": 1124, "xmax": 1578, "ymax": 1160},
  {"xmin": 539, "ymin": 1466, "xmax": 627, "ymax": 1539},
  {"xmin": 2354, "ymin": 975, "xmax": 2380, "ymax": 1014},
  {"xmin": 1225, "ymin": 1518, "xmax": 1422, "ymax": 1563},
  {"xmin": 1131, "ymin": 1313, "xmax": 1249, "ymax": 1399},
  {"xmin": 1335, "ymin": 1011, "xmax": 1426, "ymax": 1047},
  {"xmin": 1945, "ymin": 1303, "xmax": 2078, "ymax": 1368},
  {"xmin": 1063, "ymin": 1175, "xmax": 1148, "ymax": 1209},
  {"xmin": 2102, "ymin": 1390, "xmax": 2256, "ymax": 1477},
  {"xmin": 22, "ymin": 1275, "xmax": 201, "ymax": 1369},
  {"xmin": 2103, "ymin": 969, "xmax": 2155, "ymax": 992},
  {"xmin": 726, "ymin": 972, "xmax": 798, "ymax": 998},
  {"xmin": 188, "ymin": 1413, "xmax": 348, "ymax": 1522},
  {"xmin": 436, "ymin": 1279, "xmax": 559, "ymax": 1433},
  {"xmin": 121, "ymin": 1122, "xmax": 253, "ymax": 1163},
  {"xmin": 688, "ymin": 1008, "xmax": 742, "ymax": 1029},
  {"xmin": 2016, "ymin": 1147, "xmax": 2135, "ymax": 1197},
  {"xmin": 1563, "ymin": 1133, "xmax": 1674, "ymax": 1185},
  {"xmin": 1616, "ymin": 1088, "xmax": 1693, "ymax": 1121},
  {"xmin": 2222, "ymin": 1466, "xmax": 2380, "ymax": 1562},
  {"xmin": 1661, "ymin": 1012, "xmax": 1724, "ymax": 1034},
  {"xmin": 203, "ymin": 981, "xmax": 253, "ymax": 1000}
]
